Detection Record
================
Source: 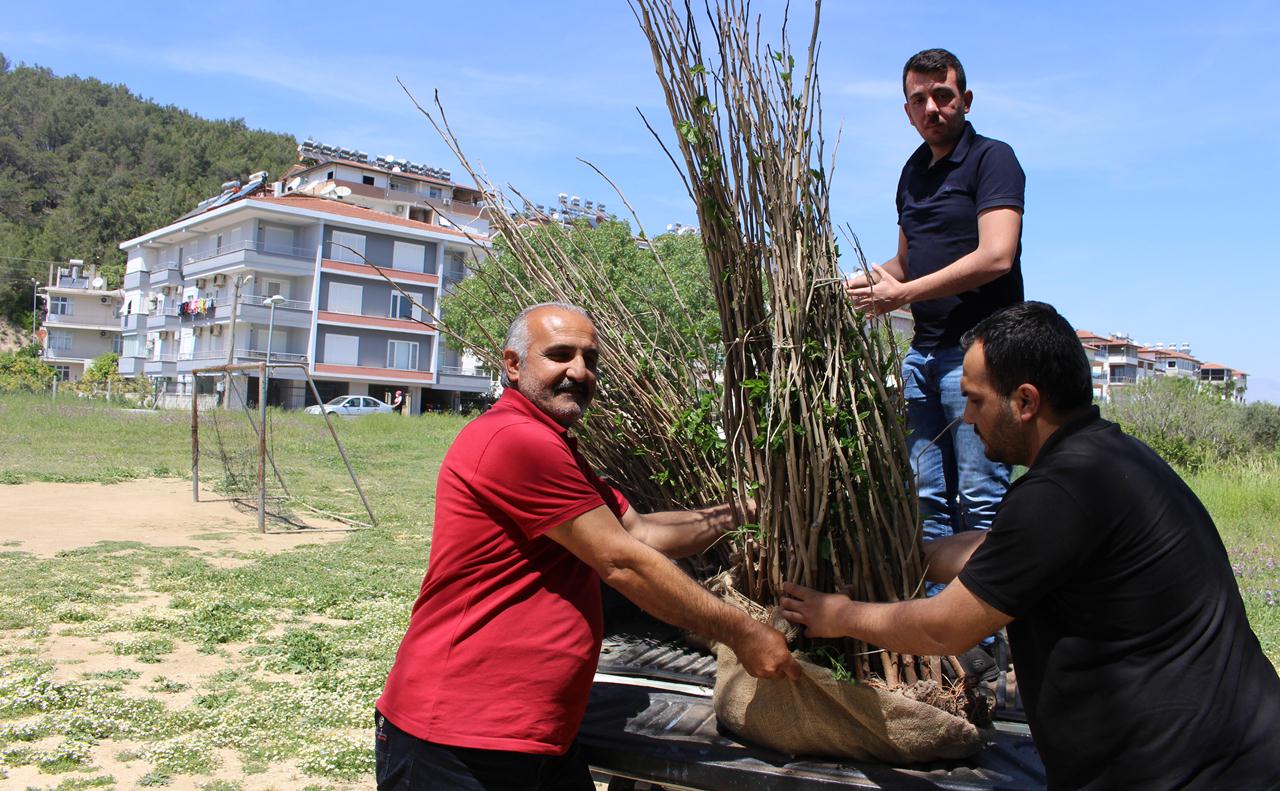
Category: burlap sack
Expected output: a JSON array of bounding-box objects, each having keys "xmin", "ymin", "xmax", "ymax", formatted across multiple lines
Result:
[{"xmin": 714, "ymin": 642, "xmax": 982, "ymax": 763}]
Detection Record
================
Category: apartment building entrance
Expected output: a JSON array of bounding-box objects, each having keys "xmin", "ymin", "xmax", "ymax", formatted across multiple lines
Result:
[
  {"xmin": 243, "ymin": 376, "xmax": 302, "ymax": 409},
  {"xmin": 305, "ymin": 380, "xmax": 348, "ymax": 407}
]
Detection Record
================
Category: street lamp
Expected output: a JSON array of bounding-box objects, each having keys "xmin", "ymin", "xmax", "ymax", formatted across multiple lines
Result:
[
  {"xmin": 261, "ymin": 293, "xmax": 287, "ymax": 413},
  {"xmin": 263, "ymin": 294, "xmax": 287, "ymax": 367}
]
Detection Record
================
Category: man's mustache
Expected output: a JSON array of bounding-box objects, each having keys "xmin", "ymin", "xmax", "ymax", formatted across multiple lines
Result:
[{"xmin": 554, "ymin": 381, "xmax": 589, "ymax": 397}]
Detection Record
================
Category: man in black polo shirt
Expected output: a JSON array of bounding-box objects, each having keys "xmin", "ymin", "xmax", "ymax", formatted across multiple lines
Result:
[
  {"xmin": 782, "ymin": 302, "xmax": 1280, "ymax": 789},
  {"xmin": 848, "ymin": 49, "xmax": 1024, "ymax": 580}
]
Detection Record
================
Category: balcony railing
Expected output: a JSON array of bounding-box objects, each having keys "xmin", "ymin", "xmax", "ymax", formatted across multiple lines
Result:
[
  {"xmin": 238, "ymin": 296, "xmax": 312, "ymax": 311},
  {"xmin": 438, "ymin": 366, "xmax": 492, "ymax": 377},
  {"xmin": 188, "ymin": 349, "xmax": 309, "ymax": 362},
  {"xmin": 184, "ymin": 239, "xmax": 316, "ymax": 265}
]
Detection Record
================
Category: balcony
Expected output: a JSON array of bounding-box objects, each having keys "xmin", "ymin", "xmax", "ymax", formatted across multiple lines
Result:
[
  {"xmin": 120, "ymin": 313, "xmax": 143, "ymax": 333},
  {"xmin": 320, "ymin": 258, "xmax": 441, "ymax": 286},
  {"xmin": 182, "ymin": 240, "xmax": 317, "ymax": 278},
  {"xmin": 1106, "ymin": 352, "xmax": 1139, "ymax": 366},
  {"xmin": 44, "ymin": 312, "xmax": 121, "ymax": 331},
  {"xmin": 148, "ymin": 266, "xmax": 183, "ymax": 288},
  {"xmin": 182, "ymin": 348, "xmax": 310, "ymax": 376},
  {"xmin": 144, "ymin": 355, "xmax": 179, "ymax": 377},
  {"xmin": 146, "ymin": 303, "xmax": 182, "ymax": 331},
  {"xmin": 123, "ymin": 270, "xmax": 149, "ymax": 291},
  {"xmin": 233, "ymin": 297, "xmax": 314, "ymax": 329},
  {"xmin": 1108, "ymin": 375, "xmax": 1138, "ymax": 385},
  {"xmin": 118, "ymin": 355, "xmax": 145, "ymax": 377},
  {"xmin": 436, "ymin": 365, "xmax": 494, "ymax": 394}
]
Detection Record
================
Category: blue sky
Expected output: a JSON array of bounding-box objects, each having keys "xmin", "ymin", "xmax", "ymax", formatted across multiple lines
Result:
[{"xmin": 4, "ymin": 1, "xmax": 1279, "ymax": 401}]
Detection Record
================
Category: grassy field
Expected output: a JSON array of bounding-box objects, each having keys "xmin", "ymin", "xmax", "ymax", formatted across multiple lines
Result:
[
  {"xmin": 0, "ymin": 393, "xmax": 469, "ymax": 789},
  {"xmin": 0, "ymin": 392, "xmax": 1277, "ymax": 788}
]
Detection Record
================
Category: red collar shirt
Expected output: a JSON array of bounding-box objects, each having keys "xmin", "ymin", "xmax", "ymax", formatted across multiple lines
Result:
[{"xmin": 378, "ymin": 389, "xmax": 629, "ymax": 755}]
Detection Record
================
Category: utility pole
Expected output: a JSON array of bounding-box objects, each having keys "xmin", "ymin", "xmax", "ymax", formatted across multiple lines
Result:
[{"xmin": 221, "ymin": 273, "xmax": 253, "ymax": 407}]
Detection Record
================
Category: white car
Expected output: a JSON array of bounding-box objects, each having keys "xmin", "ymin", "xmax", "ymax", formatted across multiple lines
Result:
[{"xmin": 305, "ymin": 395, "xmax": 394, "ymax": 417}]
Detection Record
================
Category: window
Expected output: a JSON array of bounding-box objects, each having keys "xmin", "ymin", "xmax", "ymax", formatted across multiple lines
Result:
[
  {"xmin": 428, "ymin": 187, "xmax": 442, "ymax": 199},
  {"xmin": 112, "ymin": 336, "xmax": 123, "ymax": 354},
  {"xmin": 326, "ymin": 170, "xmax": 335, "ymax": 180},
  {"xmin": 323, "ymin": 334, "xmax": 359, "ymax": 366},
  {"xmin": 54, "ymin": 365, "xmax": 71, "ymax": 381},
  {"xmin": 387, "ymin": 340, "xmax": 419, "ymax": 371},
  {"xmin": 362, "ymin": 175, "xmax": 375, "ymax": 186},
  {"xmin": 327, "ymin": 282, "xmax": 363, "ymax": 314},
  {"xmin": 330, "ymin": 230, "xmax": 366, "ymax": 264},
  {"xmin": 264, "ymin": 280, "xmax": 287, "ymax": 299},
  {"xmin": 391, "ymin": 241, "xmax": 425, "ymax": 272},
  {"xmin": 48, "ymin": 330, "xmax": 72, "ymax": 353},
  {"xmin": 390, "ymin": 292, "xmax": 419, "ymax": 320},
  {"xmin": 49, "ymin": 296, "xmax": 70, "ymax": 315},
  {"xmin": 262, "ymin": 224, "xmax": 295, "ymax": 255}
]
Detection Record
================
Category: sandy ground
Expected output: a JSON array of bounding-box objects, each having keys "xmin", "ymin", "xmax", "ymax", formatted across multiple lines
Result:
[
  {"xmin": 0, "ymin": 479, "xmax": 357, "ymax": 790},
  {"xmin": 0, "ymin": 480, "xmax": 618, "ymax": 791},
  {"xmin": 0, "ymin": 478, "xmax": 347, "ymax": 558}
]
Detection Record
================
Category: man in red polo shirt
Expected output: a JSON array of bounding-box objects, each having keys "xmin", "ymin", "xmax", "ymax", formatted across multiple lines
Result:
[{"xmin": 376, "ymin": 302, "xmax": 800, "ymax": 790}]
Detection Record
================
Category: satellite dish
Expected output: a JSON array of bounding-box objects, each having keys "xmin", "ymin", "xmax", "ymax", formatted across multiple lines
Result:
[
  {"xmin": 334, "ymin": 186, "xmax": 352, "ymax": 198},
  {"xmin": 287, "ymin": 177, "xmax": 302, "ymax": 192},
  {"xmin": 319, "ymin": 183, "xmax": 337, "ymax": 196},
  {"xmin": 91, "ymin": 276, "xmax": 105, "ymax": 289}
]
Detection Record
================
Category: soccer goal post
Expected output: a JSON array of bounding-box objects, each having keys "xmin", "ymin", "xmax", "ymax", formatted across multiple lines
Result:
[{"xmin": 191, "ymin": 361, "xmax": 376, "ymax": 533}]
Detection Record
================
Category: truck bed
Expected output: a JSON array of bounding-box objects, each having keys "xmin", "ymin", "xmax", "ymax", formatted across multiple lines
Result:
[{"xmin": 580, "ymin": 618, "xmax": 1046, "ymax": 791}]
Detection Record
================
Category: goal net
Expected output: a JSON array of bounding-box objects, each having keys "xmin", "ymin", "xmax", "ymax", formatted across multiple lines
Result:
[{"xmin": 191, "ymin": 362, "xmax": 376, "ymax": 533}]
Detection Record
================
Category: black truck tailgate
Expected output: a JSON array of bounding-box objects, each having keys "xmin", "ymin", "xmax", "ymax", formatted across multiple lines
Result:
[{"xmin": 580, "ymin": 626, "xmax": 1046, "ymax": 790}]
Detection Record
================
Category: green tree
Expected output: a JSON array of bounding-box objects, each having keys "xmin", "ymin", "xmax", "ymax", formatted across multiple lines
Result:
[
  {"xmin": 0, "ymin": 53, "xmax": 296, "ymax": 325},
  {"xmin": 440, "ymin": 220, "xmax": 718, "ymax": 360}
]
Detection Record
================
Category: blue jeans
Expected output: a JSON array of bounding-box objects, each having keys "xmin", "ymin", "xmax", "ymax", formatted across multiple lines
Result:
[{"xmin": 902, "ymin": 345, "xmax": 1010, "ymax": 573}]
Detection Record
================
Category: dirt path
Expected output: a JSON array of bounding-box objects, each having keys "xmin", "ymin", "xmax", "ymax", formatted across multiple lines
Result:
[{"xmin": 0, "ymin": 478, "xmax": 346, "ymax": 557}]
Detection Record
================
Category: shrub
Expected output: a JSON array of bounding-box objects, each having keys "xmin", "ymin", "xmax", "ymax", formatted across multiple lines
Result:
[
  {"xmin": 1241, "ymin": 401, "xmax": 1280, "ymax": 453},
  {"xmin": 0, "ymin": 349, "xmax": 55, "ymax": 392},
  {"xmin": 1103, "ymin": 377, "xmax": 1247, "ymax": 470}
]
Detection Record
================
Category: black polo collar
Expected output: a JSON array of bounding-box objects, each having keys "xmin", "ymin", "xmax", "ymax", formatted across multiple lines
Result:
[
  {"xmin": 909, "ymin": 121, "xmax": 979, "ymax": 169},
  {"xmin": 1031, "ymin": 404, "xmax": 1103, "ymax": 467}
]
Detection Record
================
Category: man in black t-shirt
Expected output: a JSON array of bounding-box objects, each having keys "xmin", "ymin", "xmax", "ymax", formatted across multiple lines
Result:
[
  {"xmin": 783, "ymin": 302, "xmax": 1280, "ymax": 789},
  {"xmin": 848, "ymin": 48, "xmax": 1025, "ymax": 561}
]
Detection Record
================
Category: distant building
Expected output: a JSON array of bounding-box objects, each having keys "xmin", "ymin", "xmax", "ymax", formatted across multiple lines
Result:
[
  {"xmin": 116, "ymin": 142, "xmax": 494, "ymax": 413},
  {"xmin": 1199, "ymin": 363, "xmax": 1248, "ymax": 403},
  {"xmin": 39, "ymin": 263, "xmax": 123, "ymax": 382},
  {"xmin": 1076, "ymin": 329, "xmax": 1246, "ymax": 402}
]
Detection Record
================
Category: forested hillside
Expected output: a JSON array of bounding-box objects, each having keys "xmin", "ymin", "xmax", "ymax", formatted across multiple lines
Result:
[{"xmin": 0, "ymin": 52, "xmax": 297, "ymax": 329}]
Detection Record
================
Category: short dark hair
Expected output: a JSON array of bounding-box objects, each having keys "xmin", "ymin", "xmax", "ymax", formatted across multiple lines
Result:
[
  {"xmin": 961, "ymin": 302, "xmax": 1093, "ymax": 412},
  {"xmin": 903, "ymin": 48, "xmax": 967, "ymax": 96}
]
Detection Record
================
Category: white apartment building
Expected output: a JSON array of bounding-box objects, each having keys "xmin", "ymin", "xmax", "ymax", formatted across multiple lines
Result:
[
  {"xmin": 116, "ymin": 143, "xmax": 493, "ymax": 413},
  {"xmin": 39, "ymin": 263, "xmax": 123, "ymax": 381},
  {"xmin": 1076, "ymin": 329, "xmax": 1247, "ymax": 402}
]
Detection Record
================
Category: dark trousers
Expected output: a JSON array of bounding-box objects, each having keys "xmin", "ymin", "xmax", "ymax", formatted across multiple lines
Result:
[{"xmin": 374, "ymin": 710, "xmax": 594, "ymax": 791}]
